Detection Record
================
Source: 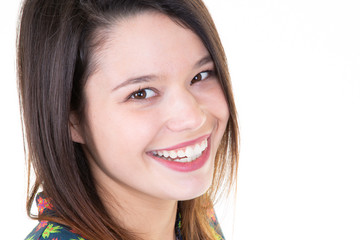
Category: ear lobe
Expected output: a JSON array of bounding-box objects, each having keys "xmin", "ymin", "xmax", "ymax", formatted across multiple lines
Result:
[{"xmin": 69, "ymin": 113, "xmax": 85, "ymax": 144}]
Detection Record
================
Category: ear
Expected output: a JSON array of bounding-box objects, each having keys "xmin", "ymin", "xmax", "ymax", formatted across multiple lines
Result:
[{"xmin": 69, "ymin": 112, "xmax": 85, "ymax": 144}]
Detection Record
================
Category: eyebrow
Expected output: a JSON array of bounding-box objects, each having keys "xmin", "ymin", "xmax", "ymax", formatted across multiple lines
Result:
[
  {"xmin": 194, "ymin": 55, "xmax": 213, "ymax": 69},
  {"xmin": 111, "ymin": 55, "xmax": 213, "ymax": 92},
  {"xmin": 111, "ymin": 74, "xmax": 156, "ymax": 92}
]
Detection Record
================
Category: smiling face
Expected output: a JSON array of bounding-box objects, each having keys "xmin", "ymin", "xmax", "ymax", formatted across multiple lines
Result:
[{"xmin": 72, "ymin": 12, "xmax": 229, "ymax": 202}]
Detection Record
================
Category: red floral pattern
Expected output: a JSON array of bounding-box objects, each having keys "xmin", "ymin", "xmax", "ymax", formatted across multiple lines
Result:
[{"xmin": 37, "ymin": 196, "xmax": 53, "ymax": 215}]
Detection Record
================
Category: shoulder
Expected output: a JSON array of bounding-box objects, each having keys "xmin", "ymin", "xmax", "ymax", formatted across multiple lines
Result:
[{"xmin": 25, "ymin": 220, "xmax": 86, "ymax": 240}]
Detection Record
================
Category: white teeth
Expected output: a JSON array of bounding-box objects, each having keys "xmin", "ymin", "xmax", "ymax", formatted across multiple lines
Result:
[
  {"xmin": 152, "ymin": 138, "xmax": 209, "ymax": 162},
  {"xmin": 163, "ymin": 150, "xmax": 169, "ymax": 158},
  {"xmin": 174, "ymin": 157, "xmax": 191, "ymax": 163},
  {"xmin": 177, "ymin": 150, "xmax": 185, "ymax": 158},
  {"xmin": 194, "ymin": 144, "xmax": 201, "ymax": 154},
  {"xmin": 185, "ymin": 146, "xmax": 194, "ymax": 157},
  {"xmin": 201, "ymin": 140, "xmax": 207, "ymax": 150},
  {"xmin": 169, "ymin": 150, "xmax": 177, "ymax": 159}
]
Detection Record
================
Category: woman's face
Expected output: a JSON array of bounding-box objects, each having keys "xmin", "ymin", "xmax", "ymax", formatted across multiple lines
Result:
[{"xmin": 73, "ymin": 12, "xmax": 229, "ymax": 201}]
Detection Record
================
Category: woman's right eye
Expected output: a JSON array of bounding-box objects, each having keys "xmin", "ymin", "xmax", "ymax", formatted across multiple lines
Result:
[{"xmin": 129, "ymin": 88, "xmax": 156, "ymax": 100}]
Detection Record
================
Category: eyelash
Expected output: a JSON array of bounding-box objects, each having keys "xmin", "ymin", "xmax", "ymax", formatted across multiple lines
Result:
[{"xmin": 126, "ymin": 69, "xmax": 215, "ymax": 101}]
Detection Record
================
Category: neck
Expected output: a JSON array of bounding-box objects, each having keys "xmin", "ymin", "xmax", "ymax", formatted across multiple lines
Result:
[{"xmin": 99, "ymin": 181, "xmax": 178, "ymax": 240}]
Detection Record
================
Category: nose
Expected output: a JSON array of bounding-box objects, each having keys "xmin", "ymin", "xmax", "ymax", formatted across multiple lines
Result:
[{"xmin": 165, "ymin": 89, "xmax": 206, "ymax": 132}]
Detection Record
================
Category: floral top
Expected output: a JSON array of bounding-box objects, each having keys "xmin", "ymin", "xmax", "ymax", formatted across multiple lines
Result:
[{"xmin": 25, "ymin": 193, "xmax": 225, "ymax": 240}]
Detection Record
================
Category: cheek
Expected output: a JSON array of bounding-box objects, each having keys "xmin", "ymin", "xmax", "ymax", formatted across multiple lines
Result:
[
  {"xmin": 82, "ymin": 107, "xmax": 166, "ymax": 190},
  {"xmin": 90, "ymin": 110, "xmax": 161, "ymax": 152},
  {"xmin": 199, "ymin": 81, "xmax": 230, "ymax": 124}
]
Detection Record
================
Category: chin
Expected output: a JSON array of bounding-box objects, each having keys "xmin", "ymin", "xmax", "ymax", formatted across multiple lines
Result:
[
  {"xmin": 175, "ymin": 189, "xmax": 210, "ymax": 201},
  {"xmin": 170, "ymin": 176, "xmax": 213, "ymax": 201}
]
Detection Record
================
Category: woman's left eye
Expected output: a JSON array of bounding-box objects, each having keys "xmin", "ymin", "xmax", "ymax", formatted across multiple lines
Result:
[
  {"xmin": 130, "ymin": 88, "xmax": 156, "ymax": 100},
  {"xmin": 191, "ymin": 71, "xmax": 212, "ymax": 85}
]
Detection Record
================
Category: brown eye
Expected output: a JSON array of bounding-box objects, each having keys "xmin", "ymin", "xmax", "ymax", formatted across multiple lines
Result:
[
  {"xmin": 130, "ymin": 88, "xmax": 156, "ymax": 100},
  {"xmin": 191, "ymin": 71, "xmax": 211, "ymax": 85}
]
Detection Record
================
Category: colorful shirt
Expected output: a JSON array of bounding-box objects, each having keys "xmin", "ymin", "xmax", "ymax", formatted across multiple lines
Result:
[{"xmin": 25, "ymin": 193, "xmax": 225, "ymax": 240}]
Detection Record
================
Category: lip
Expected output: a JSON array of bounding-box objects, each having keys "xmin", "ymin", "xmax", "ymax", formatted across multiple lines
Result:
[
  {"xmin": 150, "ymin": 134, "xmax": 211, "ymax": 152},
  {"xmin": 147, "ymin": 135, "xmax": 212, "ymax": 172}
]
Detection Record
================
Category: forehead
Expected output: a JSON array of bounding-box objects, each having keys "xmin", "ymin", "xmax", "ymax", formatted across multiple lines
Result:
[{"xmin": 93, "ymin": 12, "xmax": 209, "ymax": 79}]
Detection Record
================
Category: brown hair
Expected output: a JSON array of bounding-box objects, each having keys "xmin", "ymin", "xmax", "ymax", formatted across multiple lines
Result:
[{"xmin": 17, "ymin": 0, "xmax": 239, "ymax": 239}]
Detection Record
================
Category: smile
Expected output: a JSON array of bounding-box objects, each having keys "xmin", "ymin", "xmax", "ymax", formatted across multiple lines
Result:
[
  {"xmin": 151, "ymin": 138, "xmax": 208, "ymax": 163},
  {"xmin": 148, "ymin": 134, "xmax": 212, "ymax": 172}
]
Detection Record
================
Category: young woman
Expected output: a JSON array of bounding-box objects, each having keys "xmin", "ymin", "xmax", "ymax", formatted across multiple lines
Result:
[{"xmin": 18, "ymin": 0, "xmax": 239, "ymax": 239}]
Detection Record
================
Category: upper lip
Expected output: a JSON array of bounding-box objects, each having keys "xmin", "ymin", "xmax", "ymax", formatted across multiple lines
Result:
[{"xmin": 149, "ymin": 133, "xmax": 211, "ymax": 152}]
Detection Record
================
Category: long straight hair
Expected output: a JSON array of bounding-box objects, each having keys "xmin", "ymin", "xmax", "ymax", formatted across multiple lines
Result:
[{"xmin": 17, "ymin": 0, "xmax": 239, "ymax": 239}]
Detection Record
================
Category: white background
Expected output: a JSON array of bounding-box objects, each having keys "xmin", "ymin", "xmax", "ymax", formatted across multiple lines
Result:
[{"xmin": 1, "ymin": 0, "xmax": 359, "ymax": 239}]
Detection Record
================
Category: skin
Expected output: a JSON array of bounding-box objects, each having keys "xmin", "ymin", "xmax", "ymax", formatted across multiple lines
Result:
[{"xmin": 70, "ymin": 12, "xmax": 229, "ymax": 240}]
